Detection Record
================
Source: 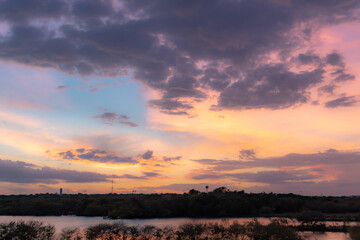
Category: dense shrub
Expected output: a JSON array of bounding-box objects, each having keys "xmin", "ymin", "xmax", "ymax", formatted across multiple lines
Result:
[
  {"xmin": 83, "ymin": 220, "xmax": 302, "ymax": 240},
  {"xmin": 246, "ymin": 219, "xmax": 302, "ymax": 240},
  {"xmin": 0, "ymin": 221, "xmax": 55, "ymax": 240}
]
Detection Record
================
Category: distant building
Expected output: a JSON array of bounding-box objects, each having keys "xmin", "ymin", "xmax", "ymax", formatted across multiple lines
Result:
[{"xmin": 60, "ymin": 188, "xmax": 63, "ymax": 196}]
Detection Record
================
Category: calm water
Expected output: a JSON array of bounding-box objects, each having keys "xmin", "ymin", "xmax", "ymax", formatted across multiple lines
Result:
[{"xmin": 0, "ymin": 215, "xmax": 351, "ymax": 240}]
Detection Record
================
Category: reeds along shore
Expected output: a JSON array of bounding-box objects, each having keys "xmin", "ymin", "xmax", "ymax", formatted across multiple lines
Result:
[{"xmin": 0, "ymin": 219, "xmax": 303, "ymax": 240}]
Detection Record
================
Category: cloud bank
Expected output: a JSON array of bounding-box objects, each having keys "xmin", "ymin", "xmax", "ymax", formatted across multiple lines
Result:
[
  {"xmin": 0, "ymin": 158, "xmax": 118, "ymax": 183},
  {"xmin": 192, "ymin": 149, "xmax": 360, "ymax": 195},
  {"xmin": 0, "ymin": 0, "xmax": 358, "ymax": 114},
  {"xmin": 57, "ymin": 148, "xmax": 137, "ymax": 164}
]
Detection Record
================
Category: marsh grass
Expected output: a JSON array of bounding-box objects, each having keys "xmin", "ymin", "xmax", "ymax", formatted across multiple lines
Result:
[
  {"xmin": 0, "ymin": 219, "xmax": 303, "ymax": 239},
  {"xmin": 59, "ymin": 228, "xmax": 83, "ymax": 240}
]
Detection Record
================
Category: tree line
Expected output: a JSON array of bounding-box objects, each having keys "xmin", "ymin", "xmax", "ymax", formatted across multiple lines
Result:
[{"xmin": 1, "ymin": 187, "xmax": 360, "ymax": 219}]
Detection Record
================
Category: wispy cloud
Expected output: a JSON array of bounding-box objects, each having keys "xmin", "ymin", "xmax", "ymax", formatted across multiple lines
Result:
[
  {"xmin": 0, "ymin": 158, "xmax": 118, "ymax": 184},
  {"xmin": 325, "ymin": 95, "xmax": 357, "ymax": 108},
  {"xmin": 239, "ymin": 149, "xmax": 256, "ymax": 160},
  {"xmin": 193, "ymin": 149, "xmax": 360, "ymax": 171},
  {"xmin": 163, "ymin": 156, "xmax": 182, "ymax": 162},
  {"xmin": 57, "ymin": 148, "xmax": 137, "ymax": 164},
  {"xmin": 190, "ymin": 149, "xmax": 360, "ymax": 195},
  {"xmin": 93, "ymin": 112, "xmax": 138, "ymax": 127},
  {"xmin": 56, "ymin": 85, "xmax": 71, "ymax": 90}
]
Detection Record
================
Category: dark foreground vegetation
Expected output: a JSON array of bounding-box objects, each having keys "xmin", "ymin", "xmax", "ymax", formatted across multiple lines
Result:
[
  {"xmin": 1, "ymin": 188, "xmax": 360, "ymax": 220},
  {"xmin": 0, "ymin": 219, "xmax": 304, "ymax": 240}
]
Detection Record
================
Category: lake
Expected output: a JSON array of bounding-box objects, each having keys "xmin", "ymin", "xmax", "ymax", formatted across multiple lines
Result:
[{"xmin": 0, "ymin": 215, "xmax": 351, "ymax": 240}]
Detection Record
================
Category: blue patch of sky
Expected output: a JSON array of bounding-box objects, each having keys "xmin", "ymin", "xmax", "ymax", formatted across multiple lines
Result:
[
  {"xmin": 0, "ymin": 62, "xmax": 148, "ymax": 136},
  {"xmin": 40, "ymin": 73, "xmax": 148, "ymax": 138},
  {"xmin": 50, "ymin": 71, "xmax": 147, "ymax": 124}
]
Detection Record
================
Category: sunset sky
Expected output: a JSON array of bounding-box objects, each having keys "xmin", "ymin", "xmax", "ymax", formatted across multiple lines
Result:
[{"xmin": 1, "ymin": 0, "xmax": 360, "ymax": 195}]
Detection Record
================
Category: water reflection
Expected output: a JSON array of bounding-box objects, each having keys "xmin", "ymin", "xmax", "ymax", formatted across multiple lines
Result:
[
  {"xmin": 300, "ymin": 232, "xmax": 350, "ymax": 240},
  {"xmin": 0, "ymin": 215, "xmax": 351, "ymax": 239}
]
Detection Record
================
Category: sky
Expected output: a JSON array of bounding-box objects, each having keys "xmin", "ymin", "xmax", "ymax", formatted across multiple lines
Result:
[{"xmin": 1, "ymin": 0, "xmax": 360, "ymax": 195}]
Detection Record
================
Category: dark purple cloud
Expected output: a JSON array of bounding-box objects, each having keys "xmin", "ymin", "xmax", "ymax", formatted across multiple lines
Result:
[
  {"xmin": 76, "ymin": 148, "xmax": 85, "ymax": 153},
  {"xmin": 325, "ymin": 95, "xmax": 357, "ymax": 108},
  {"xmin": 332, "ymin": 69, "xmax": 355, "ymax": 82},
  {"xmin": 191, "ymin": 150, "xmax": 360, "ymax": 195},
  {"xmin": 200, "ymin": 67, "xmax": 232, "ymax": 91},
  {"xmin": 213, "ymin": 51, "xmax": 356, "ymax": 110},
  {"xmin": 57, "ymin": 149, "xmax": 137, "ymax": 164},
  {"xmin": 0, "ymin": 0, "xmax": 68, "ymax": 22},
  {"xmin": 56, "ymin": 85, "xmax": 71, "ymax": 90},
  {"xmin": 143, "ymin": 171, "xmax": 161, "ymax": 177},
  {"xmin": 239, "ymin": 149, "xmax": 256, "ymax": 160},
  {"xmin": 141, "ymin": 150, "xmax": 153, "ymax": 160},
  {"xmin": 193, "ymin": 149, "xmax": 360, "ymax": 171},
  {"xmin": 326, "ymin": 52, "xmax": 344, "ymax": 67},
  {"xmin": 218, "ymin": 65, "xmax": 324, "ymax": 109},
  {"xmin": 297, "ymin": 52, "xmax": 322, "ymax": 65},
  {"xmin": 0, "ymin": 0, "xmax": 358, "ymax": 113},
  {"xmin": 193, "ymin": 170, "xmax": 317, "ymax": 184},
  {"xmin": 93, "ymin": 112, "xmax": 138, "ymax": 127},
  {"xmin": 58, "ymin": 150, "xmax": 75, "ymax": 159},
  {"xmin": 118, "ymin": 171, "xmax": 162, "ymax": 180},
  {"xmin": 119, "ymin": 174, "xmax": 146, "ymax": 180},
  {"xmin": 318, "ymin": 84, "xmax": 336, "ymax": 95},
  {"xmin": 163, "ymin": 156, "xmax": 182, "ymax": 162},
  {"xmin": 149, "ymin": 99, "xmax": 193, "ymax": 115},
  {"xmin": 71, "ymin": 0, "xmax": 113, "ymax": 19},
  {"xmin": 0, "ymin": 158, "xmax": 119, "ymax": 183}
]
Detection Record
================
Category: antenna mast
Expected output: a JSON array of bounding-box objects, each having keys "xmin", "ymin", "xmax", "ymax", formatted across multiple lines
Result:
[{"xmin": 111, "ymin": 179, "xmax": 114, "ymax": 194}]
